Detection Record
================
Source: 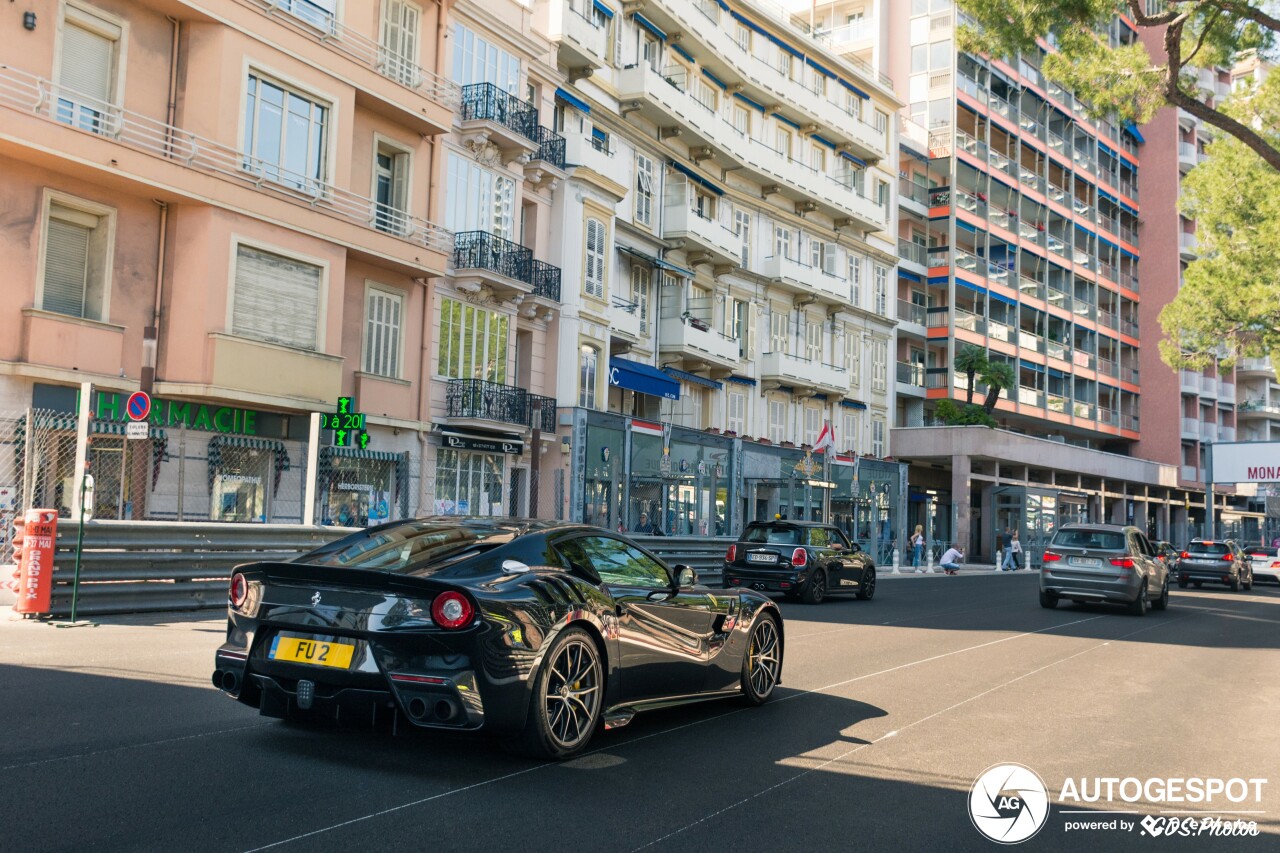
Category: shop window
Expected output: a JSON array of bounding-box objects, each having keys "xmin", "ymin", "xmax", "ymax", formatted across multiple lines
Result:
[
  {"xmin": 232, "ymin": 244, "xmax": 323, "ymax": 351},
  {"xmin": 438, "ymin": 297, "xmax": 508, "ymax": 382},
  {"xmin": 39, "ymin": 194, "xmax": 115, "ymax": 322},
  {"xmin": 434, "ymin": 448, "xmax": 504, "ymax": 516}
]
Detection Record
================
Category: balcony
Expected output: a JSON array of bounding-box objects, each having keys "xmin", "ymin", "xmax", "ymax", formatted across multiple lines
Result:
[
  {"xmin": 759, "ymin": 255, "xmax": 848, "ymax": 305},
  {"xmin": 896, "ymin": 361, "xmax": 926, "ymax": 390},
  {"xmin": 1200, "ymin": 375, "xmax": 1218, "ymax": 398},
  {"xmin": 529, "ymin": 125, "xmax": 567, "ymax": 171},
  {"xmin": 1220, "ymin": 426, "xmax": 1236, "ymax": 442},
  {"xmin": 564, "ymin": 131, "xmax": 614, "ymax": 174},
  {"xmin": 898, "ymin": 179, "xmax": 929, "ymax": 210},
  {"xmin": 1238, "ymin": 357, "xmax": 1274, "ymax": 375},
  {"xmin": 1178, "ymin": 141, "xmax": 1198, "ymax": 173},
  {"xmin": 659, "ymin": 316, "xmax": 740, "ymax": 371},
  {"xmin": 458, "ymin": 83, "xmax": 539, "ymax": 160},
  {"xmin": 897, "ymin": 299, "xmax": 926, "ymax": 327},
  {"xmin": 1179, "ymin": 231, "xmax": 1199, "ymax": 260},
  {"xmin": 760, "ymin": 351, "xmax": 848, "ymax": 395},
  {"xmin": 1181, "ymin": 417, "xmax": 1200, "ymax": 440},
  {"xmin": 1237, "ymin": 398, "xmax": 1280, "ymax": 419},
  {"xmin": 1201, "ymin": 422, "xmax": 1219, "ymax": 442},
  {"xmin": 1181, "ymin": 465, "xmax": 1200, "ymax": 482},
  {"xmin": 208, "ymin": 333, "xmax": 341, "ymax": 406},
  {"xmin": 610, "ymin": 298, "xmax": 645, "ymax": 342},
  {"xmin": 663, "ymin": 200, "xmax": 742, "ymax": 268},
  {"xmin": 1180, "ymin": 370, "xmax": 1200, "ymax": 395},
  {"xmin": 20, "ymin": 308, "xmax": 124, "ymax": 378},
  {"xmin": 451, "ymin": 231, "xmax": 561, "ymax": 301},
  {"xmin": 446, "ymin": 379, "xmax": 556, "ymax": 433},
  {"xmin": 554, "ymin": 5, "xmax": 611, "ymax": 72},
  {"xmin": 898, "ymin": 239, "xmax": 928, "ymax": 267},
  {"xmin": 1219, "ymin": 382, "xmax": 1236, "ymax": 404}
]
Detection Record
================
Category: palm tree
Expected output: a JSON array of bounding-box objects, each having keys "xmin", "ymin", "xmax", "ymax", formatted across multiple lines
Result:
[
  {"xmin": 980, "ymin": 361, "xmax": 1017, "ymax": 415},
  {"xmin": 954, "ymin": 345, "xmax": 989, "ymax": 405}
]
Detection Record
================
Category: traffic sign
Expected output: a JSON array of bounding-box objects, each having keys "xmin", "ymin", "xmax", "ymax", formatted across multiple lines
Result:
[
  {"xmin": 126, "ymin": 421, "xmax": 149, "ymax": 440},
  {"xmin": 126, "ymin": 391, "xmax": 152, "ymax": 422}
]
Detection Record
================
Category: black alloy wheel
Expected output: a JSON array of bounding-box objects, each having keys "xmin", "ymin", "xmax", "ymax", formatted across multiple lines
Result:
[
  {"xmin": 1039, "ymin": 590, "xmax": 1058, "ymax": 609},
  {"xmin": 518, "ymin": 627, "xmax": 602, "ymax": 759},
  {"xmin": 801, "ymin": 569, "xmax": 827, "ymax": 604},
  {"xmin": 1129, "ymin": 581, "xmax": 1149, "ymax": 616},
  {"xmin": 1152, "ymin": 575, "xmax": 1169, "ymax": 611},
  {"xmin": 741, "ymin": 615, "xmax": 781, "ymax": 705},
  {"xmin": 856, "ymin": 567, "xmax": 876, "ymax": 600}
]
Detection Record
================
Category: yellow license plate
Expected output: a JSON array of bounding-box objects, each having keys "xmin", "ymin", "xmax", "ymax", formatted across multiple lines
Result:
[{"xmin": 269, "ymin": 636, "xmax": 355, "ymax": 669}]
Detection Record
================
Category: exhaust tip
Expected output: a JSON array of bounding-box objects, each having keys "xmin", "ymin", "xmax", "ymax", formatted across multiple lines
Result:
[
  {"xmin": 220, "ymin": 670, "xmax": 240, "ymax": 693},
  {"xmin": 434, "ymin": 700, "xmax": 456, "ymax": 722},
  {"xmin": 407, "ymin": 697, "xmax": 428, "ymax": 720}
]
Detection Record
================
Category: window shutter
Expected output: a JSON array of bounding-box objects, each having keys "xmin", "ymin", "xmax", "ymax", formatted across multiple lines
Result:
[
  {"xmin": 391, "ymin": 152, "xmax": 411, "ymax": 217},
  {"xmin": 746, "ymin": 303, "xmax": 757, "ymax": 360},
  {"xmin": 233, "ymin": 245, "xmax": 321, "ymax": 351},
  {"xmin": 43, "ymin": 217, "xmax": 91, "ymax": 318},
  {"xmin": 365, "ymin": 289, "xmax": 403, "ymax": 377},
  {"xmin": 60, "ymin": 22, "xmax": 114, "ymax": 104}
]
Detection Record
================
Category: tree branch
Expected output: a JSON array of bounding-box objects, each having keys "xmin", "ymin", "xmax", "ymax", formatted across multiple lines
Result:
[
  {"xmin": 1182, "ymin": 8, "xmax": 1225, "ymax": 68},
  {"xmin": 1213, "ymin": 0, "xmax": 1280, "ymax": 33},
  {"xmin": 1126, "ymin": 0, "xmax": 1181, "ymax": 27}
]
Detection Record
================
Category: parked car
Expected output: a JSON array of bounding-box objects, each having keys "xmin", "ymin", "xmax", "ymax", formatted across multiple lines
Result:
[
  {"xmin": 1039, "ymin": 523, "xmax": 1169, "ymax": 615},
  {"xmin": 213, "ymin": 518, "xmax": 784, "ymax": 759},
  {"xmin": 1155, "ymin": 540, "xmax": 1180, "ymax": 572},
  {"xmin": 1177, "ymin": 539, "xmax": 1253, "ymax": 591},
  {"xmin": 724, "ymin": 520, "xmax": 876, "ymax": 604},
  {"xmin": 1244, "ymin": 546, "xmax": 1280, "ymax": 585}
]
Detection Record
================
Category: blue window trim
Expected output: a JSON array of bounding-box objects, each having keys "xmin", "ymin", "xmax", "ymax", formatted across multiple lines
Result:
[
  {"xmin": 592, "ymin": 0, "xmax": 615, "ymax": 19},
  {"xmin": 669, "ymin": 160, "xmax": 723, "ymax": 195},
  {"xmin": 733, "ymin": 92, "xmax": 766, "ymax": 112},
  {"xmin": 554, "ymin": 87, "xmax": 590, "ymax": 114},
  {"xmin": 702, "ymin": 69, "xmax": 728, "ymax": 90},
  {"xmin": 632, "ymin": 13, "xmax": 666, "ymax": 41}
]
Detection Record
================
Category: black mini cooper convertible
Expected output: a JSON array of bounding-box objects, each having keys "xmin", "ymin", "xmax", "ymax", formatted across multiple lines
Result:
[{"xmin": 213, "ymin": 518, "xmax": 784, "ymax": 758}]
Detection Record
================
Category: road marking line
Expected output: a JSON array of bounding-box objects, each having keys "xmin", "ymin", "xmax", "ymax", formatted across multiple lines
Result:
[
  {"xmin": 787, "ymin": 602, "xmax": 1016, "ymax": 640},
  {"xmin": 630, "ymin": 614, "xmax": 1192, "ymax": 851},
  {"xmin": 0, "ymin": 721, "xmax": 272, "ymax": 772},
  {"xmin": 239, "ymin": 612, "xmax": 1104, "ymax": 852}
]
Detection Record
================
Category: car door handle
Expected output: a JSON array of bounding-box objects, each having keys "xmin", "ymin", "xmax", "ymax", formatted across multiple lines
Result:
[{"xmin": 646, "ymin": 590, "xmax": 673, "ymax": 602}]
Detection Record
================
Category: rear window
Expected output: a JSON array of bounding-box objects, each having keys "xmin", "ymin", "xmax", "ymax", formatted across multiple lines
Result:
[
  {"xmin": 1248, "ymin": 547, "xmax": 1278, "ymax": 557},
  {"xmin": 1187, "ymin": 542, "xmax": 1231, "ymax": 556},
  {"xmin": 1051, "ymin": 529, "xmax": 1125, "ymax": 550},
  {"xmin": 743, "ymin": 525, "xmax": 800, "ymax": 545},
  {"xmin": 301, "ymin": 522, "xmax": 513, "ymax": 572}
]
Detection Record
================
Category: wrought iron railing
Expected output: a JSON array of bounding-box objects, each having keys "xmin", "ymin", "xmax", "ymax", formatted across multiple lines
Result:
[
  {"xmin": 531, "ymin": 124, "xmax": 566, "ymax": 169},
  {"xmin": 460, "ymin": 83, "xmax": 537, "ymax": 141},
  {"xmin": 453, "ymin": 230, "xmax": 533, "ymax": 281},
  {"xmin": 447, "ymin": 379, "xmax": 557, "ymax": 431},
  {"xmin": 530, "ymin": 260, "xmax": 562, "ymax": 302}
]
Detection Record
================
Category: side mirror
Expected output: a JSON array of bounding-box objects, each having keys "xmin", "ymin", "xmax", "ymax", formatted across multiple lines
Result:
[
  {"xmin": 673, "ymin": 564, "xmax": 698, "ymax": 588},
  {"xmin": 848, "ymin": 542, "xmax": 861, "ymax": 553}
]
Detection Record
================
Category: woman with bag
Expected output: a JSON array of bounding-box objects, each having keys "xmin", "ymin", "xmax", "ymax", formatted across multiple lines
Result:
[
  {"xmin": 1010, "ymin": 530, "xmax": 1023, "ymax": 570},
  {"xmin": 911, "ymin": 524, "xmax": 925, "ymax": 572}
]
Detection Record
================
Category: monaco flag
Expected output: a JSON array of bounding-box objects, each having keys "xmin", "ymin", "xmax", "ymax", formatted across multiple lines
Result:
[{"xmin": 814, "ymin": 420, "xmax": 835, "ymax": 454}]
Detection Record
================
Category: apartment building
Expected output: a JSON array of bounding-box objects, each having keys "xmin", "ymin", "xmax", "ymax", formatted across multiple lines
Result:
[
  {"xmin": 0, "ymin": 0, "xmax": 457, "ymax": 524},
  {"xmin": 535, "ymin": 0, "xmax": 904, "ymax": 544}
]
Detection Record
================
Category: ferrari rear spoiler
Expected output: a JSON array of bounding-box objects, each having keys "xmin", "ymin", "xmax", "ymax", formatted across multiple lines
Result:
[{"xmin": 235, "ymin": 560, "xmax": 456, "ymax": 596}]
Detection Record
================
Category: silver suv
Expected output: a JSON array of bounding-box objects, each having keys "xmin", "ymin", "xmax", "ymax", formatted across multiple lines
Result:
[{"xmin": 1040, "ymin": 524, "xmax": 1169, "ymax": 615}]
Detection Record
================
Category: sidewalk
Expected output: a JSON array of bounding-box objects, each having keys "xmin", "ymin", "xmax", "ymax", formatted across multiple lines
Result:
[{"xmin": 879, "ymin": 563, "xmax": 1033, "ymax": 578}]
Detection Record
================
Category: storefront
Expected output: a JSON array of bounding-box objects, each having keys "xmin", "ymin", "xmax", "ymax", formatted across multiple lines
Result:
[
  {"xmin": 740, "ymin": 444, "xmax": 827, "ymax": 525},
  {"xmin": 207, "ymin": 436, "xmax": 289, "ymax": 523},
  {"xmin": 831, "ymin": 455, "xmax": 906, "ymax": 565},
  {"xmin": 318, "ymin": 446, "xmax": 409, "ymax": 526},
  {"xmin": 629, "ymin": 421, "xmax": 732, "ymax": 537},
  {"xmin": 431, "ymin": 428, "xmax": 524, "ymax": 517}
]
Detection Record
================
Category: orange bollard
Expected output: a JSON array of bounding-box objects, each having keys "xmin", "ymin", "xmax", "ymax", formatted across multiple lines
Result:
[{"xmin": 13, "ymin": 509, "xmax": 57, "ymax": 616}]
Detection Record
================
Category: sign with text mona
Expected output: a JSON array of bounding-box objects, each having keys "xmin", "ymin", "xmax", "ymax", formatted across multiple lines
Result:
[
  {"xmin": 94, "ymin": 391, "xmax": 259, "ymax": 435},
  {"xmin": 1210, "ymin": 441, "xmax": 1280, "ymax": 483}
]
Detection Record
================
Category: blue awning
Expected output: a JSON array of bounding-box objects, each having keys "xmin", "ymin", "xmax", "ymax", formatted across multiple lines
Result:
[
  {"xmin": 899, "ymin": 270, "xmax": 922, "ymax": 282},
  {"xmin": 956, "ymin": 279, "xmax": 989, "ymax": 295},
  {"xmin": 633, "ymin": 13, "xmax": 666, "ymax": 40},
  {"xmin": 663, "ymin": 366, "xmax": 723, "ymax": 390},
  {"xmin": 773, "ymin": 112, "xmax": 801, "ymax": 130},
  {"xmin": 957, "ymin": 219, "xmax": 977, "ymax": 233},
  {"xmin": 1098, "ymin": 141, "xmax": 1117, "ymax": 158},
  {"xmin": 988, "ymin": 289, "xmax": 1017, "ymax": 306},
  {"xmin": 592, "ymin": 0, "xmax": 615, "ymax": 18},
  {"xmin": 1123, "ymin": 120, "xmax": 1145, "ymax": 144},
  {"xmin": 670, "ymin": 160, "xmax": 723, "ymax": 195},
  {"xmin": 554, "ymin": 87, "xmax": 590, "ymax": 114},
  {"xmin": 727, "ymin": 375, "xmax": 757, "ymax": 386},
  {"xmin": 837, "ymin": 77, "xmax": 871, "ymax": 99},
  {"xmin": 840, "ymin": 399, "xmax": 868, "ymax": 410},
  {"xmin": 1022, "ymin": 361, "xmax": 1046, "ymax": 372},
  {"xmin": 811, "ymin": 134, "xmax": 836, "ymax": 149},
  {"xmin": 731, "ymin": 12, "xmax": 801, "ymax": 58},
  {"xmin": 610, "ymin": 358, "xmax": 680, "ymax": 400},
  {"xmin": 672, "ymin": 44, "xmax": 695, "ymax": 63},
  {"xmin": 733, "ymin": 92, "xmax": 766, "ymax": 112},
  {"xmin": 805, "ymin": 57, "xmax": 836, "ymax": 79},
  {"xmin": 1098, "ymin": 234, "xmax": 1119, "ymax": 250},
  {"xmin": 839, "ymin": 151, "xmax": 867, "ymax": 168},
  {"xmin": 1098, "ymin": 188, "xmax": 1117, "ymax": 203},
  {"xmin": 702, "ymin": 69, "xmax": 727, "ymax": 90}
]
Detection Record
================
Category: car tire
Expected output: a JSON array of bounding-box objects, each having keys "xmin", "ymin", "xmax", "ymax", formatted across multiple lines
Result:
[
  {"xmin": 1152, "ymin": 576, "xmax": 1169, "ymax": 611},
  {"xmin": 801, "ymin": 569, "xmax": 827, "ymax": 605},
  {"xmin": 1129, "ymin": 582, "xmax": 1148, "ymax": 616},
  {"xmin": 1193, "ymin": 581, "xmax": 1203, "ymax": 589},
  {"xmin": 1243, "ymin": 572, "xmax": 1253, "ymax": 591},
  {"xmin": 1229, "ymin": 577, "xmax": 1240, "ymax": 592},
  {"xmin": 515, "ymin": 627, "xmax": 603, "ymax": 760},
  {"xmin": 856, "ymin": 568, "xmax": 876, "ymax": 600},
  {"xmin": 1039, "ymin": 590, "xmax": 1058, "ymax": 609},
  {"xmin": 1177, "ymin": 579, "xmax": 1188, "ymax": 589},
  {"xmin": 740, "ymin": 614, "xmax": 782, "ymax": 706}
]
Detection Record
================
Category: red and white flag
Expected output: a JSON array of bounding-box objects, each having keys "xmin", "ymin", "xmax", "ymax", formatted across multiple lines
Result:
[{"xmin": 814, "ymin": 420, "xmax": 835, "ymax": 454}]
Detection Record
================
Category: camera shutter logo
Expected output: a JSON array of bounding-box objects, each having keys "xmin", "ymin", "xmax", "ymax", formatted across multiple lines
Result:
[{"xmin": 969, "ymin": 763, "xmax": 1050, "ymax": 844}]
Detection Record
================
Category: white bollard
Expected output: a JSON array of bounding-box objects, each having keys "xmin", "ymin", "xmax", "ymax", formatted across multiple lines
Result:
[
  {"xmin": 994, "ymin": 550, "xmax": 1002, "ymax": 572},
  {"xmin": 891, "ymin": 547, "xmax": 901, "ymax": 574},
  {"xmin": 926, "ymin": 548, "xmax": 935, "ymax": 573}
]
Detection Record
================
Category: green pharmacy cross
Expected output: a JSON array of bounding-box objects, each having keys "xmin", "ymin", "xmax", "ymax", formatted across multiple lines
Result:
[{"xmin": 318, "ymin": 397, "xmax": 370, "ymax": 449}]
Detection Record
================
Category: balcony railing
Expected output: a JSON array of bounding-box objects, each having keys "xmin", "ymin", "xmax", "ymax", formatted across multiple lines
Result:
[
  {"xmin": 453, "ymin": 231, "xmax": 562, "ymax": 301},
  {"xmin": 460, "ymin": 82, "xmax": 537, "ymax": 141},
  {"xmin": 0, "ymin": 67, "xmax": 453, "ymax": 254},
  {"xmin": 897, "ymin": 299, "xmax": 926, "ymax": 325},
  {"xmin": 898, "ymin": 179, "xmax": 929, "ymax": 205},
  {"xmin": 1182, "ymin": 465, "xmax": 1199, "ymax": 482},
  {"xmin": 530, "ymin": 260, "xmax": 562, "ymax": 302},
  {"xmin": 531, "ymin": 124, "xmax": 566, "ymax": 169},
  {"xmin": 897, "ymin": 361, "xmax": 925, "ymax": 387},
  {"xmin": 898, "ymin": 239, "xmax": 928, "ymax": 266},
  {"xmin": 447, "ymin": 379, "xmax": 555, "ymax": 431}
]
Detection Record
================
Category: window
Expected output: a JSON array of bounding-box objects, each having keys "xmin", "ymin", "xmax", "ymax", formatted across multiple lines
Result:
[
  {"xmin": 575, "ymin": 536, "xmax": 670, "ymax": 588},
  {"xmin": 848, "ymin": 255, "xmax": 862, "ymax": 307},
  {"xmin": 875, "ymin": 109, "xmax": 889, "ymax": 133},
  {"xmin": 732, "ymin": 103, "xmax": 751, "ymax": 136},
  {"xmin": 871, "ymin": 417, "xmax": 885, "ymax": 457},
  {"xmin": 579, "ymin": 344, "xmax": 600, "ymax": 407},
  {"xmin": 804, "ymin": 406, "xmax": 820, "ymax": 446},
  {"xmin": 379, "ymin": 0, "xmax": 421, "ymax": 85},
  {"xmin": 846, "ymin": 332, "xmax": 861, "ymax": 384},
  {"xmin": 843, "ymin": 412, "xmax": 860, "ymax": 452},
  {"xmin": 373, "ymin": 141, "xmax": 411, "ymax": 234},
  {"xmin": 911, "ymin": 44, "xmax": 928, "ymax": 74},
  {"xmin": 274, "ymin": 0, "xmax": 337, "ymax": 30},
  {"xmin": 727, "ymin": 390, "xmax": 745, "ymax": 435},
  {"xmin": 929, "ymin": 40, "xmax": 952, "ymax": 71},
  {"xmin": 777, "ymin": 51, "xmax": 792, "ymax": 79},
  {"xmin": 585, "ymin": 217, "xmax": 606, "ymax": 298},
  {"xmin": 872, "ymin": 339, "xmax": 887, "ymax": 391},
  {"xmin": 435, "ymin": 449, "xmax": 504, "ymax": 517},
  {"xmin": 56, "ymin": 3, "xmax": 123, "ymax": 134},
  {"xmin": 642, "ymin": 33, "xmax": 663, "ymax": 71},
  {"xmin": 363, "ymin": 285, "xmax": 404, "ymax": 378},
  {"xmin": 438, "ymin": 297, "xmax": 509, "ymax": 382},
  {"xmin": 805, "ymin": 318, "xmax": 821, "ymax": 362},
  {"xmin": 735, "ymin": 208, "xmax": 751, "ymax": 267},
  {"xmin": 724, "ymin": 297, "xmax": 743, "ymax": 340},
  {"xmin": 39, "ymin": 195, "xmax": 114, "ymax": 322},
  {"xmin": 243, "ymin": 73, "xmax": 330, "ymax": 194},
  {"xmin": 775, "ymin": 124, "xmax": 793, "ymax": 159},
  {"xmin": 630, "ymin": 265, "xmax": 650, "ymax": 335},
  {"xmin": 739, "ymin": 301, "xmax": 755, "ymax": 359},
  {"xmin": 874, "ymin": 265, "xmax": 888, "ymax": 316},
  {"xmin": 774, "ymin": 225, "xmax": 793, "ymax": 260},
  {"xmin": 735, "ymin": 23, "xmax": 751, "ymax": 51},
  {"xmin": 769, "ymin": 309, "xmax": 788, "ymax": 352},
  {"xmin": 876, "ymin": 179, "xmax": 890, "ymax": 208},
  {"xmin": 810, "ymin": 144, "xmax": 827, "ymax": 173},
  {"xmin": 452, "ymin": 24, "xmax": 520, "ymax": 92},
  {"xmin": 446, "ymin": 153, "xmax": 516, "ymax": 238},
  {"xmin": 634, "ymin": 153, "xmax": 655, "ymax": 228},
  {"xmin": 232, "ymin": 244, "xmax": 323, "ymax": 351},
  {"xmin": 768, "ymin": 399, "xmax": 786, "ymax": 443}
]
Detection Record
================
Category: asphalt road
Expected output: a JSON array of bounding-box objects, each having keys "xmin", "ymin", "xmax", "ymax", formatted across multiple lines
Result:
[{"xmin": 3, "ymin": 571, "xmax": 1279, "ymax": 853}]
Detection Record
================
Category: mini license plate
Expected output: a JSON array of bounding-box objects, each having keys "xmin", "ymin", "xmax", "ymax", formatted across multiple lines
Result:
[
  {"xmin": 269, "ymin": 635, "xmax": 355, "ymax": 669},
  {"xmin": 1070, "ymin": 557, "xmax": 1102, "ymax": 568},
  {"xmin": 747, "ymin": 552, "xmax": 778, "ymax": 563}
]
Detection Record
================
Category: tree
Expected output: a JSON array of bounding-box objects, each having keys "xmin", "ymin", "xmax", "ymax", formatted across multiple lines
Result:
[
  {"xmin": 979, "ymin": 360, "xmax": 1018, "ymax": 414},
  {"xmin": 1158, "ymin": 70, "xmax": 1280, "ymax": 368},
  {"xmin": 957, "ymin": 1, "xmax": 1280, "ymax": 171},
  {"xmin": 935, "ymin": 399, "xmax": 999, "ymax": 427},
  {"xmin": 954, "ymin": 344, "xmax": 989, "ymax": 405}
]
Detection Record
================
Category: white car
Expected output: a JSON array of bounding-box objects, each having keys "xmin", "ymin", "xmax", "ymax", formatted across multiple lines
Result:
[{"xmin": 1246, "ymin": 546, "xmax": 1280, "ymax": 584}]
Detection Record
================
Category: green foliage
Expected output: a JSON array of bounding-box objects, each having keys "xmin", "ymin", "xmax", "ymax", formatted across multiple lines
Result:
[
  {"xmin": 1159, "ymin": 71, "xmax": 1280, "ymax": 369},
  {"xmin": 953, "ymin": 344, "xmax": 989, "ymax": 406},
  {"xmin": 935, "ymin": 399, "xmax": 998, "ymax": 427},
  {"xmin": 979, "ymin": 361, "xmax": 1017, "ymax": 414}
]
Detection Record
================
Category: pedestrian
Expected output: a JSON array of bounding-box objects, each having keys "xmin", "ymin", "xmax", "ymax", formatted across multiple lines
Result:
[
  {"xmin": 940, "ymin": 545, "xmax": 964, "ymax": 575},
  {"xmin": 911, "ymin": 524, "xmax": 925, "ymax": 572},
  {"xmin": 634, "ymin": 512, "xmax": 662, "ymax": 535},
  {"xmin": 1010, "ymin": 530, "xmax": 1023, "ymax": 570},
  {"xmin": 1000, "ymin": 527, "xmax": 1015, "ymax": 571}
]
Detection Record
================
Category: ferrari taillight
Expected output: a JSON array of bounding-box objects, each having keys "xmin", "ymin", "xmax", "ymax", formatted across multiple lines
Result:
[
  {"xmin": 431, "ymin": 591, "xmax": 474, "ymax": 630},
  {"xmin": 229, "ymin": 572, "xmax": 247, "ymax": 608},
  {"xmin": 725, "ymin": 544, "xmax": 738, "ymax": 562},
  {"xmin": 791, "ymin": 547, "xmax": 807, "ymax": 567}
]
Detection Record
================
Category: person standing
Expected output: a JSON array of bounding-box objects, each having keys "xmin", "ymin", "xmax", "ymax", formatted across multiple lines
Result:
[
  {"xmin": 939, "ymin": 545, "xmax": 964, "ymax": 575},
  {"xmin": 1010, "ymin": 530, "xmax": 1023, "ymax": 570},
  {"xmin": 911, "ymin": 524, "xmax": 925, "ymax": 572},
  {"xmin": 1000, "ymin": 527, "xmax": 1015, "ymax": 571}
]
